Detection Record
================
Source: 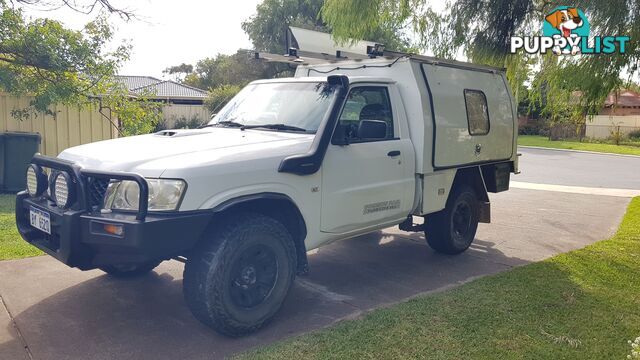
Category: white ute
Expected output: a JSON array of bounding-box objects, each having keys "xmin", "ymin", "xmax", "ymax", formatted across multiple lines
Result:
[{"xmin": 15, "ymin": 39, "xmax": 518, "ymax": 336}]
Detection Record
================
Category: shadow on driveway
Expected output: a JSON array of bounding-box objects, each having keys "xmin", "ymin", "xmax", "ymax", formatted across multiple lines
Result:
[
  {"xmin": 0, "ymin": 189, "xmax": 629, "ymax": 359},
  {"xmin": 0, "ymin": 231, "xmax": 521, "ymax": 360}
]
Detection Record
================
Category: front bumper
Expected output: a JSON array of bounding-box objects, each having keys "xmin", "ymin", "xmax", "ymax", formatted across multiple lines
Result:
[{"xmin": 14, "ymin": 156, "xmax": 213, "ymax": 270}]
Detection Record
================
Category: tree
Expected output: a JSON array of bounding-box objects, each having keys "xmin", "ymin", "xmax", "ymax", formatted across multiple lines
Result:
[
  {"xmin": 242, "ymin": 0, "xmax": 412, "ymax": 53},
  {"xmin": 321, "ymin": 0, "xmax": 639, "ymax": 129},
  {"xmin": 0, "ymin": 5, "xmax": 128, "ymax": 115},
  {"xmin": 163, "ymin": 63, "xmax": 193, "ymax": 83},
  {"xmin": 100, "ymin": 86, "xmax": 163, "ymax": 136},
  {"xmin": 167, "ymin": 0, "xmax": 414, "ymax": 111},
  {"xmin": 205, "ymin": 84, "xmax": 242, "ymax": 114},
  {"xmin": 7, "ymin": 0, "xmax": 134, "ymax": 19},
  {"xmin": 242, "ymin": 0, "xmax": 326, "ymax": 53},
  {"xmin": 183, "ymin": 51, "xmax": 277, "ymax": 90},
  {"xmin": 0, "ymin": 0, "xmax": 161, "ymax": 135}
]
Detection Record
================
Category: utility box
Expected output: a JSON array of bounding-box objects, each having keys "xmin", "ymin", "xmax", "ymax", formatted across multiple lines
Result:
[{"xmin": 0, "ymin": 132, "xmax": 41, "ymax": 192}]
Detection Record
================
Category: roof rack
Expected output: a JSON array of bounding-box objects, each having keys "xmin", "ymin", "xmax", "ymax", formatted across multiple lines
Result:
[{"xmin": 251, "ymin": 27, "xmax": 505, "ymax": 73}]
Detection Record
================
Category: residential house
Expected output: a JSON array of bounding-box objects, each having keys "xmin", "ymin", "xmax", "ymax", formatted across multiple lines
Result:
[
  {"xmin": 586, "ymin": 90, "xmax": 640, "ymax": 139},
  {"xmin": 117, "ymin": 76, "xmax": 211, "ymax": 128}
]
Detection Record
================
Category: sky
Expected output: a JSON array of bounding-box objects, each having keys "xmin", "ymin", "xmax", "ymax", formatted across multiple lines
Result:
[{"xmin": 22, "ymin": 0, "xmax": 263, "ymax": 78}]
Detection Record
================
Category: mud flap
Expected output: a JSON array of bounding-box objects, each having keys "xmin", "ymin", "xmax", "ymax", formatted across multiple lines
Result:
[{"xmin": 479, "ymin": 201, "xmax": 491, "ymax": 223}]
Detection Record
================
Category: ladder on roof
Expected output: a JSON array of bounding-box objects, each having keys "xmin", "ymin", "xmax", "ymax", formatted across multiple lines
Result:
[
  {"xmin": 252, "ymin": 26, "xmax": 400, "ymax": 66},
  {"xmin": 251, "ymin": 27, "xmax": 505, "ymax": 73}
]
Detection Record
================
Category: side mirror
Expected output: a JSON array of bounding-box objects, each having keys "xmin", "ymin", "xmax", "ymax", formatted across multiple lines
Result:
[{"xmin": 358, "ymin": 120, "xmax": 387, "ymax": 140}]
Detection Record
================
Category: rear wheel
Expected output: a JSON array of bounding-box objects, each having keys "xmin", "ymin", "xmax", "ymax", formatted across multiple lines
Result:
[
  {"xmin": 100, "ymin": 260, "xmax": 162, "ymax": 278},
  {"xmin": 425, "ymin": 185, "xmax": 480, "ymax": 254},
  {"xmin": 183, "ymin": 213, "xmax": 297, "ymax": 337}
]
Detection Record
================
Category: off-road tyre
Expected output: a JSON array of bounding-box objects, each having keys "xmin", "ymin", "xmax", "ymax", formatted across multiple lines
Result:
[
  {"xmin": 183, "ymin": 212, "xmax": 297, "ymax": 337},
  {"xmin": 425, "ymin": 185, "xmax": 480, "ymax": 254},
  {"xmin": 99, "ymin": 260, "xmax": 162, "ymax": 278}
]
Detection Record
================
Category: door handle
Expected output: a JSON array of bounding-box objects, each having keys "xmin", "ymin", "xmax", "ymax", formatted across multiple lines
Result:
[{"xmin": 387, "ymin": 150, "xmax": 401, "ymax": 157}]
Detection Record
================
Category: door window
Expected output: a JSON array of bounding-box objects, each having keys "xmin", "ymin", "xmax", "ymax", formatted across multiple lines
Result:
[{"xmin": 334, "ymin": 86, "xmax": 394, "ymax": 142}]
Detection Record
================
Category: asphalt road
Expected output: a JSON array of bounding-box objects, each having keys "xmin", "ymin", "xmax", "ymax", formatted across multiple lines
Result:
[
  {"xmin": 0, "ymin": 147, "xmax": 637, "ymax": 360},
  {"xmin": 516, "ymin": 147, "xmax": 640, "ymax": 190}
]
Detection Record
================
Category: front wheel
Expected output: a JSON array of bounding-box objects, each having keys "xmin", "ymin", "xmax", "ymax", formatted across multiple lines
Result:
[
  {"xmin": 183, "ymin": 213, "xmax": 297, "ymax": 337},
  {"xmin": 425, "ymin": 185, "xmax": 480, "ymax": 254}
]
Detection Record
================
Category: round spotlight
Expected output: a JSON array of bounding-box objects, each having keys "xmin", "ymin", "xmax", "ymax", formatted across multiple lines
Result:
[
  {"xmin": 52, "ymin": 172, "xmax": 74, "ymax": 209},
  {"xmin": 25, "ymin": 164, "xmax": 47, "ymax": 197}
]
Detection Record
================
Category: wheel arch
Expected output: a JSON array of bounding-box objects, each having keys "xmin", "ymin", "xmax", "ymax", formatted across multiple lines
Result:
[
  {"xmin": 453, "ymin": 166, "xmax": 489, "ymax": 202},
  {"xmin": 452, "ymin": 166, "xmax": 490, "ymax": 223},
  {"xmin": 208, "ymin": 192, "xmax": 309, "ymax": 274}
]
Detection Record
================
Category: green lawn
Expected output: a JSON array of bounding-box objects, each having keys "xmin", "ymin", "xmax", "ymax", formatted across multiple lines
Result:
[
  {"xmin": 0, "ymin": 194, "xmax": 42, "ymax": 260},
  {"xmin": 519, "ymin": 135, "xmax": 640, "ymax": 156},
  {"xmin": 241, "ymin": 197, "xmax": 640, "ymax": 359}
]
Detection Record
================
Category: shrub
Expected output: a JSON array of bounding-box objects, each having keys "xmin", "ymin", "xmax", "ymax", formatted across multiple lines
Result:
[
  {"xmin": 174, "ymin": 115, "xmax": 205, "ymax": 129},
  {"xmin": 205, "ymin": 85, "xmax": 242, "ymax": 113},
  {"xmin": 518, "ymin": 119, "xmax": 549, "ymax": 136},
  {"xmin": 628, "ymin": 129, "xmax": 640, "ymax": 141},
  {"xmin": 153, "ymin": 119, "xmax": 168, "ymax": 132}
]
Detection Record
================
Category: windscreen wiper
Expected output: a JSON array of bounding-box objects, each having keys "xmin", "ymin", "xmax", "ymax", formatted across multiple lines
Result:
[
  {"xmin": 199, "ymin": 120, "xmax": 244, "ymax": 129},
  {"xmin": 240, "ymin": 123, "xmax": 308, "ymax": 132}
]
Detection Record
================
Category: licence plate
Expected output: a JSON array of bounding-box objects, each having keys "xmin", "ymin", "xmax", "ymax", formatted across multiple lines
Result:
[{"xmin": 29, "ymin": 206, "xmax": 51, "ymax": 234}]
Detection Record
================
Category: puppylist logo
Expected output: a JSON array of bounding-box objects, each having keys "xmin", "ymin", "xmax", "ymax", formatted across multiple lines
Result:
[{"xmin": 510, "ymin": 6, "xmax": 630, "ymax": 55}]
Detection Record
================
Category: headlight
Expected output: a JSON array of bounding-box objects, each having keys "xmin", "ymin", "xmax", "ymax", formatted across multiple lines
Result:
[
  {"xmin": 104, "ymin": 178, "xmax": 186, "ymax": 211},
  {"xmin": 52, "ymin": 172, "xmax": 74, "ymax": 209},
  {"xmin": 26, "ymin": 164, "xmax": 47, "ymax": 197}
]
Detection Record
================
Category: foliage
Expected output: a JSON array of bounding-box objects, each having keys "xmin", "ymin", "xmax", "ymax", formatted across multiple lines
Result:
[
  {"xmin": 163, "ymin": 63, "xmax": 194, "ymax": 82},
  {"xmin": 100, "ymin": 85, "xmax": 163, "ymax": 136},
  {"xmin": 0, "ymin": 3, "xmax": 130, "ymax": 116},
  {"xmin": 205, "ymin": 84, "xmax": 242, "ymax": 113},
  {"xmin": 0, "ymin": 194, "xmax": 42, "ymax": 260},
  {"xmin": 7, "ymin": 0, "xmax": 135, "ymax": 20},
  {"xmin": 320, "ymin": 0, "xmax": 639, "ymax": 129},
  {"xmin": 173, "ymin": 115, "xmax": 206, "ymax": 129},
  {"xmin": 628, "ymin": 129, "xmax": 640, "ymax": 141},
  {"xmin": 242, "ymin": 0, "xmax": 327, "ymax": 53},
  {"xmin": 241, "ymin": 197, "xmax": 640, "ymax": 359},
  {"xmin": 610, "ymin": 121, "xmax": 625, "ymax": 145},
  {"xmin": 166, "ymin": 0, "xmax": 413, "ymax": 117},
  {"xmin": 243, "ymin": 0, "xmax": 411, "ymax": 54},
  {"xmin": 0, "ymin": 1, "xmax": 160, "ymax": 137},
  {"xmin": 518, "ymin": 121, "xmax": 546, "ymax": 136},
  {"xmin": 183, "ymin": 51, "xmax": 278, "ymax": 91}
]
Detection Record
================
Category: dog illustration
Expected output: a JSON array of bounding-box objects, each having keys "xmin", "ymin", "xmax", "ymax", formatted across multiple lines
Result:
[{"xmin": 545, "ymin": 8, "xmax": 584, "ymax": 55}]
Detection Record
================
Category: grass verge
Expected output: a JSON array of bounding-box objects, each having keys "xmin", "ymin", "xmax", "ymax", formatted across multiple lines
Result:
[
  {"xmin": 519, "ymin": 135, "xmax": 640, "ymax": 156},
  {"xmin": 0, "ymin": 194, "xmax": 42, "ymax": 260},
  {"xmin": 241, "ymin": 197, "xmax": 640, "ymax": 359}
]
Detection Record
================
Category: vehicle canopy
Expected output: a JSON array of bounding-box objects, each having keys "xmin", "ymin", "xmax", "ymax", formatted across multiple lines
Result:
[{"xmin": 292, "ymin": 57, "xmax": 517, "ymax": 174}]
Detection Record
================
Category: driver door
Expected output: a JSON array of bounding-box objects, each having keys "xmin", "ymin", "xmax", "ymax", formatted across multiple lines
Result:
[{"xmin": 320, "ymin": 85, "xmax": 414, "ymax": 233}]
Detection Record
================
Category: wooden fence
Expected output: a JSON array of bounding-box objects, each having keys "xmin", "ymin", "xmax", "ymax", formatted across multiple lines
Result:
[
  {"xmin": 162, "ymin": 104, "xmax": 211, "ymax": 128},
  {"xmin": 0, "ymin": 93, "xmax": 118, "ymax": 157},
  {"xmin": 586, "ymin": 115, "xmax": 640, "ymax": 139}
]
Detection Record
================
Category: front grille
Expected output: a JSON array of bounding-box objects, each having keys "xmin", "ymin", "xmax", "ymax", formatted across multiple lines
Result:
[{"xmin": 87, "ymin": 177, "xmax": 110, "ymax": 208}]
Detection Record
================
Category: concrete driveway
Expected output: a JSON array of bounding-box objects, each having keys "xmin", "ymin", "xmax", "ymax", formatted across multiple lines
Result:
[{"xmin": 0, "ymin": 147, "xmax": 637, "ymax": 359}]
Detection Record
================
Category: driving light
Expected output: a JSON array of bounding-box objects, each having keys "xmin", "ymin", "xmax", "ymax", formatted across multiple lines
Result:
[
  {"xmin": 26, "ymin": 164, "xmax": 47, "ymax": 197},
  {"xmin": 52, "ymin": 172, "xmax": 74, "ymax": 208},
  {"xmin": 104, "ymin": 178, "xmax": 186, "ymax": 211}
]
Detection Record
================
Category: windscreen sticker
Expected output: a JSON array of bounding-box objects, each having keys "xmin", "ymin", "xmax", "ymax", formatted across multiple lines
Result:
[{"xmin": 363, "ymin": 200, "xmax": 401, "ymax": 215}]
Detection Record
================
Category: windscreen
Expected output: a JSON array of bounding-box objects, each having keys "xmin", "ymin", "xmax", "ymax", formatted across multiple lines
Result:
[{"xmin": 208, "ymin": 82, "xmax": 336, "ymax": 133}]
